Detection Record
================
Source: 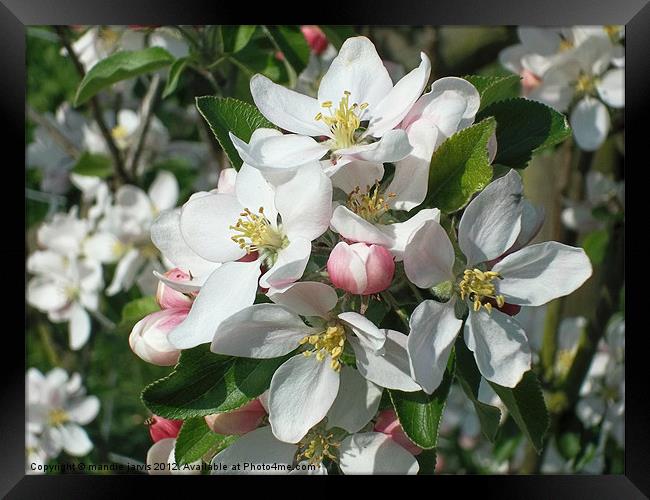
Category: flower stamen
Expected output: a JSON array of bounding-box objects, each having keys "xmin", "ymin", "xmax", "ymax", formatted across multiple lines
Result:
[
  {"xmin": 229, "ymin": 207, "xmax": 286, "ymax": 254},
  {"xmin": 459, "ymin": 268, "xmax": 505, "ymax": 313},
  {"xmin": 315, "ymin": 91, "xmax": 368, "ymax": 149},
  {"xmin": 48, "ymin": 408, "xmax": 70, "ymax": 426},
  {"xmin": 347, "ymin": 181, "xmax": 395, "ymax": 223},
  {"xmin": 299, "ymin": 324, "xmax": 346, "ymax": 371},
  {"xmin": 296, "ymin": 426, "xmax": 340, "ymax": 466}
]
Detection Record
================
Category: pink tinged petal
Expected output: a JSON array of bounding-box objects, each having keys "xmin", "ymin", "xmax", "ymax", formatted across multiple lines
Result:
[
  {"xmin": 464, "ymin": 309, "xmax": 531, "ymax": 388},
  {"xmin": 492, "ymin": 241, "xmax": 593, "ymax": 307},
  {"xmin": 179, "ymin": 192, "xmax": 246, "ymax": 263},
  {"xmin": 596, "ymin": 69, "xmax": 624, "ymax": 108},
  {"xmin": 374, "ymin": 409, "xmax": 423, "ymax": 455},
  {"xmin": 211, "ymin": 304, "xmax": 312, "ymax": 358},
  {"xmin": 168, "ymin": 261, "xmax": 261, "ymax": 349},
  {"xmin": 149, "ymin": 416, "xmax": 183, "ymax": 442},
  {"xmin": 326, "ymin": 366, "xmax": 383, "ymax": 433},
  {"xmin": 250, "ymin": 74, "xmax": 326, "ymax": 137},
  {"xmin": 156, "ymin": 268, "xmax": 194, "ymax": 309},
  {"xmin": 211, "ymin": 426, "xmax": 297, "ymax": 475},
  {"xmin": 259, "ymin": 237, "xmax": 311, "ymax": 289},
  {"xmin": 68, "ymin": 303, "xmax": 91, "ymax": 351},
  {"xmin": 338, "ymin": 311, "xmax": 386, "ymax": 353},
  {"xmin": 153, "ymin": 269, "xmax": 207, "ymax": 294},
  {"xmin": 217, "ymin": 167, "xmax": 237, "ymax": 194},
  {"xmin": 369, "ymin": 52, "xmax": 432, "ymax": 137},
  {"xmin": 327, "ymin": 242, "xmax": 369, "ymax": 295},
  {"xmin": 147, "ymin": 438, "xmax": 175, "ymax": 475},
  {"xmin": 570, "ymin": 97, "xmax": 610, "ymax": 152},
  {"xmin": 267, "ymin": 281, "xmax": 338, "ymax": 318},
  {"xmin": 337, "ymin": 129, "xmax": 413, "ymax": 163},
  {"xmin": 403, "ymin": 219, "xmax": 455, "ymax": 289},
  {"xmin": 274, "ymin": 162, "xmax": 332, "ymax": 242},
  {"xmin": 408, "ymin": 299, "xmax": 463, "ymax": 394},
  {"xmin": 330, "ymin": 160, "xmax": 385, "ymax": 194},
  {"xmin": 129, "ymin": 309, "xmax": 185, "ymax": 366},
  {"xmin": 67, "ymin": 396, "xmax": 100, "ymax": 425},
  {"xmin": 458, "ymin": 169, "xmax": 524, "ymax": 266},
  {"xmin": 204, "ymin": 399, "xmax": 267, "ymax": 435},
  {"xmin": 317, "ymin": 36, "xmax": 393, "ymax": 112},
  {"xmin": 380, "ymin": 208, "xmax": 441, "ymax": 261},
  {"xmin": 338, "ymin": 433, "xmax": 419, "ymax": 474},
  {"xmin": 151, "ymin": 209, "xmax": 220, "ymax": 279},
  {"xmin": 362, "ymin": 244, "xmax": 395, "ymax": 295},
  {"xmin": 330, "ymin": 206, "xmax": 393, "ymax": 247},
  {"xmin": 269, "ymin": 354, "xmax": 341, "ymax": 443},
  {"xmin": 350, "ymin": 330, "xmax": 421, "ymax": 392},
  {"xmin": 148, "ymin": 170, "xmax": 179, "ymax": 212},
  {"xmin": 528, "ymin": 65, "xmax": 577, "ymax": 112},
  {"xmin": 229, "ymin": 130, "xmax": 328, "ymax": 169},
  {"xmin": 59, "ymin": 423, "xmax": 93, "ymax": 456}
]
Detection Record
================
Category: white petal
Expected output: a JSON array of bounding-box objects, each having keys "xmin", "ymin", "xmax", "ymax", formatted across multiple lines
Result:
[
  {"xmin": 338, "ymin": 129, "xmax": 412, "ymax": 163},
  {"xmin": 211, "ymin": 304, "xmax": 312, "ymax": 358},
  {"xmin": 268, "ymin": 281, "xmax": 338, "ymax": 317},
  {"xmin": 105, "ymin": 248, "xmax": 145, "ymax": 296},
  {"xmin": 230, "ymin": 130, "xmax": 328, "ymax": 169},
  {"xmin": 180, "ymin": 192, "xmax": 246, "ymax": 263},
  {"xmin": 464, "ymin": 309, "xmax": 531, "ymax": 387},
  {"xmin": 596, "ymin": 68, "xmax": 624, "ymax": 108},
  {"xmin": 339, "ymin": 433, "xmax": 419, "ymax": 474},
  {"xmin": 506, "ymin": 199, "xmax": 545, "ymax": 255},
  {"xmin": 153, "ymin": 269, "xmax": 207, "ymax": 294},
  {"xmin": 318, "ymin": 36, "xmax": 393, "ymax": 112},
  {"xmin": 27, "ymin": 250, "xmax": 66, "ymax": 276},
  {"xmin": 59, "ymin": 423, "xmax": 93, "ymax": 456},
  {"xmin": 269, "ymin": 354, "xmax": 340, "ymax": 443},
  {"xmin": 82, "ymin": 232, "xmax": 120, "ymax": 263},
  {"xmin": 351, "ymin": 330, "xmax": 421, "ymax": 392},
  {"xmin": 382, "ymin": 207, "xmax": 442, "ymax": 262},
  {"xmin": 275, "ymin": 162, "xmax": 332, "ymax": 242},
  {"xmin": 151, "ymin": 209, "xmax": 220, "ymax": 278},
  {"xmin": 250, "ymin": 74, "xmax": 326, "ymax": 136},
  {"xmin": 330, "ymin": 160, "xmax": 385, "ymax": 194},
  {"xmin": 338, "ymin": 312, "xmax": 385, "ymax": 352},
  {"xmin": 68, "ymin": 303, "xmax": 91, "ymax": 350},
  {"xmin": 326, "ymin": 365, "xmax": 382, "ymax": 433},
  {"xmin": 67, "ymin": 395, "xmax": 100, "ymax": 425},
  {"xmin": 369, "ymin": 52, "xmax": 431, "ymax": 136},
  {"xmin": 570, "ymin": 97, "xmax": 610, "ymax": 152},
  {"xmin": 408, "ymin": 299, "xmax": 462, "ymax": 394},
  {"xmin": 259, "ymin": 237, "xmax": 311, "ymax": 289},
  {"xmin": 212, "ymin": 427, "xmax": 296, "ymax": 475},
  {"xmin": 458, "ymin": 169, "xmax": 524, "ymax": 265},
  {"xmin": 168, "ymin": 261, "xmax": 260, "ymax": 349},
  {"xmin": 498, "ymin": 44, "xmax": 526, "ymax": 73},
  {"xmin": 148, "ymin": 170, "xmax": 179, "ymax": 212},
  {"xmin": 234, "ymin": 163, "xmax": 279, "ymax": 225},
  {"xmin": 147, "ymin": 438, "xmax": 175, "ymax": 475},
  {"xmin": 492, "ymin": 241, "xmax": 593, "ymax": 306},
  {"xmin": 27, "ymin": 277, "xmax": 68, "ymax": 312},
  {"xmin": 330, "ymin": 205, "xmax": 393, "ymax": 247},
  {"xmin": 403, "ymin": 219, "xmax": 455, "ymax": 288}
]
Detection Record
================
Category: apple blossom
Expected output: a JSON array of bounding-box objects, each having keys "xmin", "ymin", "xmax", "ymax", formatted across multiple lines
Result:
[
  {"xmin": 148, "ymin": 415, "xmax": 183, "ymax": 442},
  {"xmin": 129, "ymin": 308, "xmax": 186, "ymax": 366},
  {"xmin": 301, "ymin": 25, "xmax": 328, "ymax": 55},
  {"xmin": 204, "ymin": 399, "xmax": 267, "ymax": 435},
  {"xmin": 327, "ymin": 241, "xmax": 395, "ymax": 295},
  {"xmin": 374, "ymin": 409, "xmax": 422, "ymax": 455},
  {"xmin": 146, "ymin": 437, "xmax": 201, "ymax": 475}
]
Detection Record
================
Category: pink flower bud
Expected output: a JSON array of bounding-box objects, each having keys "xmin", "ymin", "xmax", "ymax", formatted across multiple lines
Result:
[
  {"xmin": 521, "ymin": 69, "xmax": 542, "ymax": 95},
  {"xmin": 374, "ymin": 409, "xmax": 422, "ymax": 455},
  {"xmin": 148, "ymin": 415, "xmax": 183, "ymax": 443},
  {"xmin": 327, "ymin": 242, "xmax": 395, "ymax": 295},
  {"xmin": 204, "ymin": 399, "xmax": 266, "ymax": 436},
  {"xmin": 156, "ymin": 268, "xmax": 193, "ymax": 310},
  {"xmin": 129, "ymin": 309, "xmax": 187, "ymax": 366},
  {"xmin": 217, "ymin": 168, "xmax": 237, "ymax": 194},
  {"xmin": 300, "ymin": 25, "xmax": 328, "ymax": 55}
]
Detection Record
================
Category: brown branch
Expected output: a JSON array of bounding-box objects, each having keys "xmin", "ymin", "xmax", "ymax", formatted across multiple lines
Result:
[{"xmin": 125, "ymin": 73, "xmax": 161, "ymax": 177}]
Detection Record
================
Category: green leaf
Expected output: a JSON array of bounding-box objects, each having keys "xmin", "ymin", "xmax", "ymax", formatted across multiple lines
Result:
[
  {"xmin": 141, "ymin": 344, "xmax": 289, "ymax": 419},
  {"xmin": 74, "ymin": 47, "xmax": 174, "ymax": 106},
  {"xmin": 425, "ymin": 117, "xmax": 496, "ymax": 214},
  {"xmin": 488, "ymin": 371, "xmax": 550, "ymax": 453},
  {"xmin": 195, "ymin": 96, "xmax": 276, "ymax": 169},
  {"xmin": 162, "ymin": 57, "xmax": 188, "ymax": 99},
  {"xmin": 477, "ymin": 98, "xmax": 571, "ymax": 169},
  {"xmin": 454, "ymin": 338, "xmax": 501, "ymax": 442},
  {"xmin": 463, "ymin": 74, "xmax": 521, "ymax": 111},
  {"xmin": 71, "ymin": 152, "xmax": 113, "ymax": 178},
  {"xmin": 264, "ymin": 26, "xmax": 310, "ymax": 74},
  {"xmin": 319, "ymin": 26, "xmax": 356, "ymax": 50},
  {"xmin": 222, "ymin": 26, "xmax": 257, "ymax": 53},
  {"xmin": 581, "ymin": 229, "xmax": 609, "ymax": 265},
  {"xmin": 117, "ymin": 296, "xmax": 160, "ymax": 334},
  {"xmin": 388, "ymin": 352, "xmax": 455, "ymax": 449},
  {"xmin": 416, "ymin": 449, "xmax": 438, "ymax": 475},
  {"xmin": 175, "ymin": 417, "xmax": 236, "ymax": 465}
]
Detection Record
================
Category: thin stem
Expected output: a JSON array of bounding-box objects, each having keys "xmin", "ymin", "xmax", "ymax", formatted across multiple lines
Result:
[
  {"xmin": 380, "ymin": 291, "xmax": 409, "ymax": 328},
  {"xmin": 125, "ymin": 73, "xmax": 161, "ymax": 178},
  {"xmin": 37, "ymin": 322, "xmax": 60, "ymax": 367}
]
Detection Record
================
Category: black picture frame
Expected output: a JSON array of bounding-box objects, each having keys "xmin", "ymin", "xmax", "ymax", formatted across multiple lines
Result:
[{"xmin": 6, "ymin": 0, "xmax": 646, "ymax": 496}]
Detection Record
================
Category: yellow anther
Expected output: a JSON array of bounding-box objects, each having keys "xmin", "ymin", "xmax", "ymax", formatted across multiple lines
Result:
[
  {"xmin": 299, "ymin": 323, "xmax": 346, "ymax": 371},
  {"xmin": 458, "ymin": 268, "xmax": 505, "ymax": 314},
  {"xmin": 575, "ymin": 73, "xmax": 596, "ymax": 95},
  {"xmin": 297, "ymin": 427, "xmax": 340, "ymax": 466},
  {"xmin": 559, "ymin": 38, "xmax": 574, "ymax": 52},
  {"xmin": 315, "ymin": 91, "xmax": 369, "ymax": 149},
  {"xmin": 347, "ymin": 181, "xmax": 395, "ymax": 223},
  {"xmin": 48, "ymin": 408, "xmax": 70, "ymax": 426},
  {"xmin": 229, "ymin": 207, "xmax": 286, "ymax": 254}
]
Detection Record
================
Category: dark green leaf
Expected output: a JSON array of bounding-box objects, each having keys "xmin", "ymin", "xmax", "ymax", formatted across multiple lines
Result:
[
  {"xmin": 388, "ymin": 353, "xmax": 455, "ymax": 449},
  {"xmin": 454, "ymin": 338, "xmax": 501, "ymax": 442},
  {"xmin": 195, "ymin": 96, "xmax": 276, "ymax": 169},
  {"xmin": 463, "ymin": 74, "xmax": 521, "ymax": 111},
  {"xmin": 425, "ymin": 117, "xmax": 496, "ymax": 214},
  {"xmin": 264, "ymin": 26, "xmax": 310, "ymax": 74},
  {"xmin": 141, "ymin": 344, "xmax": 289, "ymax": 419},
  {"xmin": 319, "ymin": 26, "xmax": 356, "ymax": 50},
  {"xmin": 71, "ymin": 152, "xmax": 113, "ymax": 178},
  {"xmin": 416, "ymin": 449, "xmax": 437, "ymax": 475},
  {"xmin": 74, "ymin": 47, "xmax": 174, "ymax": 106},
  {"xmin": 477, "ymin": 97, "xmax": 571, "ymax": 169},
  {"xmin": 118, "ymin": 296, "xmax": 160, "ymax": 334},
  {"xmin": 222, "ymin": 26, "xmax": 257, "ymax": 53},
  {"xmin": 162, "ymin": 57, "xmax": 188, "ymax": 99},
  {"xmin": 488, "ymin": 371, "xmax": 550, "ymax": 453},
  {"xmin": 175, "ymin": 417, "xmax": 236, "ymax": 465}
]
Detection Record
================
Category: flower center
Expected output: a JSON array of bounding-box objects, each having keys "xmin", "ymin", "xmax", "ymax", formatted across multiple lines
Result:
[
  {"xmin": 48, "ymin": 408, "xmax": 70, "ymax": 426},
  {"xmin": 229, "ymin": 207, "xmax": 287, "ymax": 255},
  {"xmin": 299, "ymin": 323, "xmax": 346, "ymax": 371},
  {"xmin": 296, "ymin": 426, "xmax": 340, "ymax": 466},
  {"xmin": 64, "ymin": 285, "xmax": 80, "ymax": 301},
  {"xmin": 604, "ymin": 25, "xmax": 621, "ymax": 41},
  {"xmin": 315, "ymin": 91, "xmax": 368, "ymax": 150},
  {"xmin": 559, "ymin": 37, "xmax": 574, "ymax": 52},
  {"xmin": 575, "ymin": 73, "xmax": 596, "ymax": 96},
  {"xmin": 458, "ymin": 269, "xmax": 505, "ymax": 313},
  {"xmin": 347, "ymin": 182, "xmax": 395, "ymax": 223}
]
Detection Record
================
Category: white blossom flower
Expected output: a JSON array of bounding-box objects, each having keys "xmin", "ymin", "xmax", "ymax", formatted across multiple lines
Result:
[
  {"xmin": 27, "ymin": 368, "xmax": 100, "ymax": 458},
  {"xmin": 26, "ymin": 429, "xmax": 48, "ymax": 474},
  {"xmin": 146, "ymin": 438, "xmax": 201, "ymax": 475},
  {"xmin": 231, "ymin": 36, "xmax": 431, "ymax": 178},
  {"xmin": 210, "ymin": 281, "xmax": 419, "ymax": 443},
  {"xmin": 404, "ymin": 170, "xmax": 592, "ymax": 391}
]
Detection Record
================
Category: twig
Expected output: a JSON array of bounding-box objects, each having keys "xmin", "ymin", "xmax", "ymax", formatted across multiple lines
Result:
[
  {"xmin": 125, "ymin": 73, "xmax": 161, "ymax": 177},
  {"xmin": 26, "ymin": 106, "xmax": 82, "ymax": 160},
  {"xmin": 55, "ymin": 26, "xmax": 130, "ymax": 184}
]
